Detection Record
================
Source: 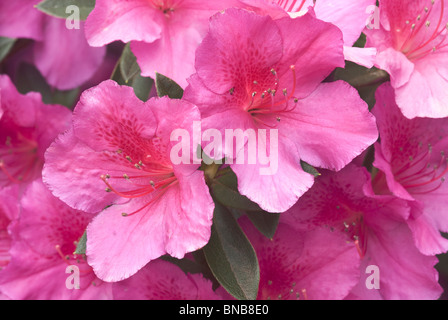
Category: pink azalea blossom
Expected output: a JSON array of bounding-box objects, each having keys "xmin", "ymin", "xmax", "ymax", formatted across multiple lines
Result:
[
  {"xmin": 85, "ymin": 0, "xmax": 238, "ymax": 88},
  {"xmin": 0, "ymin": 179, "xmax": 113, "ymax": 300},
  {"xmin": 0, "ymin": 75, "xmax": 72, "ymax": 189},
  {"xmin": 237, "ymin": 0, "xmax": 377, "ymax": 67},
  {"xmin": 365, "ymin": 0, "xmax": 448, "ymax": 118},
  {"xmin": 371, "ymin": 83, "xmax": 448, "ymax": 255},
  {"xmin": 239, "ymin": 216, "xmax": 360, "ymax": 300},
  {"xmin": 0, "ymin": 0, "xmax": 105, "ymax": 90},
  {"xmin": 284, "ymin": 164, "xmax": 442, "ymax": 300},
  {"xmin": 112, "ymin": 259, "xmax": 222, "ymax": 300},
  {"xmin": 43, "ymin": 80, "xmax": 214, "ymax": 282},
  {"xmin": 0, "ymin": 186, "xmax": 19, "ymax": 270},
  {"xmin": 0, "ymin": 0, "xmax": 44, "ymax": 41},
  {"xmin": 183, "ymin": 8, "xmax": 378, "ymax": 213}
]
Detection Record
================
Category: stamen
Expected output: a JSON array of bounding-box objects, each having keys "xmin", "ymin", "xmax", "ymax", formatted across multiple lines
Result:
[
  {"xmin": 0, "ymin": 160, "xmax": 22, "ymax": 183},
  {"xmin": 301, "ymin": 288, "xmax": 308, "ymax": 300}
]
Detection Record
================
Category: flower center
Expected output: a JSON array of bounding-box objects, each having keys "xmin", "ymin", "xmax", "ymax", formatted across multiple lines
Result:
[
  {"xmin": 148, "ymin": 0, "xmax": 181, "ymax": 15},
  {"xmin": 396, "ymin": 0, "xmax": 448, "ymax": 61},
  {"xmin": 231, "ymin": 65, "xmax": 298, "ymax": 128},
  {"xmin": 393, "ymin": 143, "xmax": 448, "ymax": 194},
  {"xmin": 0, "ymin": 134, "xmax": 39, "ymax": 185},
  {"xmin": 101, "ymin": 137, "xmax": 177, "ymax": 217},
  {"xmin": 335, "ymin": 203, "xmax": 367, "ymax": 259}
]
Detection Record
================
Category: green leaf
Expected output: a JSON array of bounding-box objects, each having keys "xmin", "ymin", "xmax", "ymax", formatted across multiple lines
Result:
[
  {"xmin": 0, "ymin": 37, "xmax": 16, "ymax": 63},
  {"xmin": 119, "ymin": 44, "xmax": 140, "ymax": 84},
  {"xmin": 203, "ymin": 202, "xmax": 260, "ymax": 300},
  {"xmin": 15, "ymin": 62, "xmax": 53, "ymax": 103},
  {"xmin": 130, "ymin": 74, "xmax": 154, "ymax": 102},
  {"xmin": 111, "ymin": 44, "xmax": 154, "ymax": 102},
  {"xmin": 246, "ymin": 210, "xmax": 280, "ymax": 240},
  {"xmin": 211, "ymin": 169, "xmax": 262, "ymax": 212},
  {"xmin": 15, "ymin": 62, "xmax": 79, "ymax": 109},
  {"xmin": 300, "ymin": 160, "xmax": 320, "ymax": 177},
  {"xmin": 36, "ymin": 0, "xmax": 95, "ymax": 20},
  {"xmin": 353, "ymin": 33, "xmax": 367, "ymax": 48},
  {"xmin": 74, "ymin": 231, "xmax": 87, "ymax": 255},
  {"xmin": 333, "ymin": 61, "xmax": 389, "ymax": 110},
  {"xmin": 155, "ymin": 73, "xmax": 184, "ymax": 99}
]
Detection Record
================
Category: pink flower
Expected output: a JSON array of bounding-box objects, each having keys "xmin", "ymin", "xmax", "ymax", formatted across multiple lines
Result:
[
  {"xmin": 0, "ymin": 0, "xmax": 44, "ymax": 41},
  {"xmin": 0, "ymin": 186, "xmax": 20, "ymax": 270},
  {"xmin": 85, "ymin": 0, "xmax": 238, "ymax": 88},
  {"xmin": 371, "ymin": 82, "xmax": 448, "ymax": 255},
  {"xmin": 43, "ymin": 80, "xmax": 214, "ymax": 282},
  {"xmin": 183, "ymin": 8, "xmax": 378, "ymax": 213},
  {"xmin": 0, "ymin": 0, "xmax": 105, "ymax": 90},
  {"xmin": 112, "ymin": 259, "xmax": 223, "ymax": 300},
  {"xmin": 365, "ymin": 0, "xmax": 448, "ymax": 118},
  {"xmin": 238, "ymin": 0, "xmax": 378, "ymax": 67},
  {"xmin": 0, "ymin": 75, "xmax": 72, "ymax": 189},
  {"xmin": 285, "ymin": 164, "xmax": 442, "ymax": 300},
  {"xmin": 0, "ymin": 179, "xmax": 113, "ymax": 300},
  {"xmin": 239, "ymin": 216, "xmax": 360, "ymax": 300}
]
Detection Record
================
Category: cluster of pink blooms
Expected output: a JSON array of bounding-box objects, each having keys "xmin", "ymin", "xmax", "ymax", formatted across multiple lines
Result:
[{"xmin": 0, "ymin": 0, "xmax": 448, "ymax": 300}]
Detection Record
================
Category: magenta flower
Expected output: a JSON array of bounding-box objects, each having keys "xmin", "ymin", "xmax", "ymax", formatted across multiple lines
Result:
[
  {"xmin": 238, "ymin": 0, "xmax": 378, "ymax": 67},
  {"xmin": 365, "ymin": 0, "xmax": 448, "ymax": 118},
  {"xmin": 240, "ymin": 216, "xmax": 360, "ymax": 300},
  {"xmin": 0, "ymin": 75, "xmax": 72, "ymax": 189},
  {"xmin": 285, "ymin": 164, "xmax": 442, "ymax": 300},
  {"xmin": 0, "ymin": 180, "xmax": 113, "ymax": 300},
  {"xmin": 43, "ymin": 80, "xmax": 214, "ymax": 282},
  {"xmin": 372, "ymin": 83, "xmax": 448, "ymax": 255},
  {"xmin": 184, "ymin": 8, "xmax": 378, "ymax": 213},
  {"xmin": 0, "ymin": 0, "xmax": 44, "ymax": 41},
  {"xmin": 112, "ymin": 259, "xmax": 223, "ymax": 300},
  {"xmin": 0, "ymin": 0, "xmax": 105, "ymax": 90},
  {"xmin": 85, "ymin": 0, "xmax": 238, "ymax": 88},
  {"xmin": 0, "ymin": 186, "xmax": 19, "ymax": 270}
]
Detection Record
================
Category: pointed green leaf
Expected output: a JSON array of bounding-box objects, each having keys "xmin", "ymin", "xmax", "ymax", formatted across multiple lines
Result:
[
  {"xmin": 246, "ymin": 210, "xmax": 280, "ymax": 240},
  {"xmin": 110, "ymin": 44, "xmax": 154, "ymax": 102},
  {"xmin": 300, "ymin": 160, "xmax": 320, "ymax": 177},
  {"xmin": 203, "ymin": 202, "xmax": 260, "ymax": 300},
  {"xmin": 36, "ymin": 0, "xmax": 95, "ymax": 20},
  {"xmin": 119, "ymin": 44, "xmax": 140, "ymax": 84},
  {"xmin": 0, "ymin": 37, "xmax": 16, "ymax": 63},
  {"xmin": 211, "ymin": 170, "xmax": 262, "ymax": 212},
  {"xmin": 155, "ymin": 73, "xmax": 184, "ymax": 99},
  {"xmin": 74, "ymin": 231, "xmax": 87, "ymax": 255}
]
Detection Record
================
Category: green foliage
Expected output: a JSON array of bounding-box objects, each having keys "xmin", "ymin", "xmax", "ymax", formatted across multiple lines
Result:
[
  {"xmin": 111, "ymin": 43, "xmax": 154, "ymax": 102},
  {"xmin": 155, "ymin": 72, "xmax": 184, "ymax": 99},
  {"xmin": 0, "ymin": 37, "xmax": 16, "ymax": 63},
  {"xmin": 74, "ymin": 231, "xmax": 87, "ymax": 255},
  {"xmin": 36, "ymin": 0, "xmax": 95, "ymax": 20},
  {"xmin": 15, "ymin": 62, "xmax": 79, "ymax": 108},
  {"xmin": 203, "ymin": 202, "xmax": 260, "ymax": 300}
]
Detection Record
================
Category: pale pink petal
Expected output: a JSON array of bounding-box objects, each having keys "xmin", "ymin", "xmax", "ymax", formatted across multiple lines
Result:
[
  {"xmin": 86, "ymin": 173, "xmax": 213, "ymax": 282},
  {"xmin": 194, "ymin": 8, "xmax": 284, "ymax": 95},
  {"xmin": 0, "ymin": 0, "xmax": 44, "ymax": 41},
  {"xmin": 285, "ymin": 81, "xmax": 378, "ymax": 171},
  {"xmin": 85, "ymin": 0, "xmax": 163, "ymax": 46},
  {"xmin": 131, "ymin": 26, "xmax": 202, "ymax": 89},
  {"xmin": 343, "ymin": 46, "xmax": 377, "ymax": 68},
  {"xmin": 34, "ymin": 18, "xmax": 106, "ymax": 90},
  {"xmin": 72, "ymin": 80, "xmax": 157, "ymax": 152},
  {"xmin": 0, "ymin": 180, "xmax": 113, "ymax": 300},
  {"xmin": 232, "ymin": 137, "xmax": 315, "ymax": 213}
]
